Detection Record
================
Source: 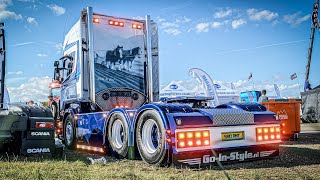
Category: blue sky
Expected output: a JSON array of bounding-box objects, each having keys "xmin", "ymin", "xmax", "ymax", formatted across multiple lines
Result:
[{"xmin": 1, "ymin": 0, "xmax": 319, "ymax": 102}]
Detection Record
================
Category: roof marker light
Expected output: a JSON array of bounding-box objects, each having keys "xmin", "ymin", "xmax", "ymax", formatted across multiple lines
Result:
[{"xmin": 93, "ymin": 18, "xmax": 100, "ymax": 23}]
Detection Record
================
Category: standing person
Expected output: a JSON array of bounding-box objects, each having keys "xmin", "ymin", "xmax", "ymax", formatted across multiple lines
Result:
[
  {"xmin": 258, "ymin": 89, "xmax": 268, "ymax": 102},
  {"xmin": 48, "ymin": 95, "xmax": 58, "ymax": 119}
]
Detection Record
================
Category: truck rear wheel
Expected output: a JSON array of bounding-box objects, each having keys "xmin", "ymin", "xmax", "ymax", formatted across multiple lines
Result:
[
  {"xmin": 136, "ymin": 110, "xmax": 167, "ymax": 166},
  {"xmin": 107, "ymin": 112, "xmax": 128, "ymax": 158},
  {"xmin": 64, "ymin": 115, "xmax": 76, "ymax": 149}
]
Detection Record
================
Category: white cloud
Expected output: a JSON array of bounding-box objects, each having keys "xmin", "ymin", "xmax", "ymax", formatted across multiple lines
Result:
[
  {"xmin": 212, "ymin": 21, "xmax": 223, "ymax": 28},
  {"xmin": 156, "ymin": 17, "xmax": 166, "ymax": 22},
  {"xmin": 195, "ymin": 22, "xmax": 210, "ymax": 32},
  {"xmin": 247, "ymin": 9, "xmax": 279, "ymax": 21},
  {"xmin": 7, "ymin": 71, "xmax": 23, "ymax": 75},
  {"xmin": 47, "ymin": 4, "xmax": 65, "ymax": 16},
  {"xmin": 0, "ymin": 0, "xmax": 22, "ymax": 20},
  {"xmin": 231, "ymin": 19, "xmax": 247, "ymax": 29},
  {"xmin": 11, "ymin": 42, "xmax": 34, "ymax": 47},
  {"xmin": 55, "ymin": 43, "xmax": 63, "ymax": 54},
  {"xmin": 164, "ymin": 28, "xmax": 181, "ymax": 36},
  {"xmin": 7, "ymin": 76, "xmax": 52, "ymax": 102},
  {"xmin": 37, "ymin": 53, "xmax": 47, "ymax": 57},
  {"xmin": 132, "ymin": 16, "xmax": 144, "ymax": 20},
  {"xmin": 214, "ymin": 9, "xmax": 233, "ymax": 19},
  {"xmin": 283, "ymin": 12, "xmax": 311, "ymax": 27},
  {"xmin": 160, "ymin": 22, "xmax": 179, "ymax": 29},
  {"xmin": 27, "ymin": 17, "xmax": 38, "ymax": 26},
  {"xmin": 177, "ymin": 42, "xmax": 183, "ymax": 46},
  {"xmin": 175, "ymin": 16, "xmax": 191, "ymax": 23}
]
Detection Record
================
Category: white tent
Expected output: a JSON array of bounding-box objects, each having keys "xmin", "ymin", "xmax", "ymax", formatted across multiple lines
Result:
[
  {"xmin": 160, "ymin": 80, "xmax": 194, "ymax": 99},
  {"xmin": 192, "ymin": 83, "xmax": 239, "ymax": 104}
]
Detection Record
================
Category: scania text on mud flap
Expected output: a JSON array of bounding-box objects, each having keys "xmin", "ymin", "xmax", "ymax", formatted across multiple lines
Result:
[
  {"xmin": 54, "ymin": 7, "xmax": 282, "ymax": 167},
  {"xmin": 27, "ymin": 148, "xmax": 51, "ymax": 154}
]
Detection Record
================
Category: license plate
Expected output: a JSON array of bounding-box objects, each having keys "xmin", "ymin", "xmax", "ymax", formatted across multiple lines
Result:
[{"xmin": 221, "ymin": 131, "xmax": 244, "ymax": 141}]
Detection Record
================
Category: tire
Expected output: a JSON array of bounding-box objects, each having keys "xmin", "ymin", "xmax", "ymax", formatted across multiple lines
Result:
[
  {"xmin": 107, "ymin": 112, "xmax": 129, "ymax": 158},
  {"xmin": 64, "ymin": 115, "xmax": 76, "ymax": 149},
  {"xmin": 136, "ymin": 110, "xmax": 168, "ymax": 166}
]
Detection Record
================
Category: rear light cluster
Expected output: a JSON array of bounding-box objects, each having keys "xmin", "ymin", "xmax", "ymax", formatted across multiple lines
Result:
[
  {"xmin": 36, "ymin": 122, "xmax": 54, "ymax": 129},
  {"xmin": 92, "ymin": 17, "xmax": 142, "ymax": 30},
  {"xmin": 108, "ymin": 20, "xmax": 124, "ymax": 27},
  {"xmin": 256, "ymin": 126, "xmax": 281, "ymax": 142},
  {"xmin": 176, "ymin": 130, "xmax": 210, "ymax": 148},
  {"xmin": 132, "ymin": 24, "xmax": 142, "ymax": 29}
]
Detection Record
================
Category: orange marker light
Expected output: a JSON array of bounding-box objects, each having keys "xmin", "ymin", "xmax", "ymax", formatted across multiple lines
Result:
[
  {"xmin": 93, "ymin": 18, "xmax": 100, "ymax": 23},
  {"xmin": 258, "ymin": 136, "xmax": 263, "ymax": 141},
  {"xmin": 275, "ymin": 127, "xmax": 280, "ymax": 132},
  {"xmin": 264, "ymin": 135, "xmax": 269, "ymax": 140},
  {"xmin": 195, "ymin": 132, "xmax": 201, "ymax": 138},
  {"xmin": 203, "ymin": 131, "xmax": 209, "ymax": 138},
  {"xmin": 187, "ymin": 141, "xmax": 193, "ymax": 146},
  {"xmin": 119, "ymin": 22, "xmax": 124, "ymax": 26},
  {"xmin": 196, "ymin": 140, "xmax": 201, "ymax": 146},
  {"xmin": 257, "ymin": 128, "xmax": 262, "ymax": 134},
  {"xmin": 204, "ymin": 140, "xmax": 210, "ymax": 146},
  {"xmin": 270, "ymin": 128, "xmax": 275, "ymax": 133},
  {"xmin": 129, "ymin": 112, "xmax": 134, "ymax": 117},
  {"xmin": 276, "ymin": 134, "xmax": 281, "ymax": 139},
  {"xmin": 179, "ymin": 142, "xmax": 185, "ymax": 147},
  {"xmin": 178, "ymin": 133, "xmax": 185, "ymax": 140},
  {"xmin": 271, "ymin": 135, "xmax": 275, "ymax": 139},
  {"xmin": 282, "ymin": 131, "xmax": 286, "ymax": 134},
  {"xmin": 187, "ymin": 132, "xmax": 193, "ymax": 138},
  {"xmin": 109, "ymin": 20, "xmax": 114, "ymax": 25},
  {"xmin": 133, "ymin": 24, "xmax": 137, "ymax": 28},
  {"xmin": 282, "ymin": 123, "xmax": 285, "ymax": 127},
  {"xmin": 264, "ymin": 128, "xmax": 269, "ymax": 133}
]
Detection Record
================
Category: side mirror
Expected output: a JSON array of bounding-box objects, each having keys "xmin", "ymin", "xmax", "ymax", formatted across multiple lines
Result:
[
  {"xmin": 54, "ymin": 61, "xmax": 59, "ymax": 67},
  {"xmin": 54, "ymin": 68, "xmax": 60, "ymax": 81}
]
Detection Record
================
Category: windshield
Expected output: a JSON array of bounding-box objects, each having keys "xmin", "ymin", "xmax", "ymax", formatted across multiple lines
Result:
[{"xmin": 50, "ymin": 88, "xmax": 61, "ymax": 97}]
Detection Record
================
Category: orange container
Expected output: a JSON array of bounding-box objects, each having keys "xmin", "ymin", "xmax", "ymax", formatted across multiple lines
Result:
[{"xmin": 262, "ymin": 99, "xmax": 302, "ymax": 139}]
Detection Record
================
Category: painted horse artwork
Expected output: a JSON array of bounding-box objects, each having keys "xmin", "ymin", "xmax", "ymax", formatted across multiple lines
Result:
[
  {"xmin": 103, "ymin": 46, "xmax": 141, "ymax": 71},
  {"xmin": 104, "ymin": 45, "xmax": 123, "ymax": 69}
]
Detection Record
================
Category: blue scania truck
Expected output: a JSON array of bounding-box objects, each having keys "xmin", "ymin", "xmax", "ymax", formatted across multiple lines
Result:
[{"xmin": 53, "ymin": 7, "xmax": 282, "ymax": 167}]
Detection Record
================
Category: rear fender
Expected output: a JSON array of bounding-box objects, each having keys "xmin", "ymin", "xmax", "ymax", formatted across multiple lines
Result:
[{"xmin": 131, "ymin": 103, "xmax": 194, "ymax": 148}]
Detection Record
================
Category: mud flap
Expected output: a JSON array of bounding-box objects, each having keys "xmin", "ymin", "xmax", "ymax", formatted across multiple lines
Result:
[
  {"xmin": 21, "ymin": 138, "xmax": 56, "ymax": 156},
  {"xmin": 173, "ymin": 144, "xmax": 280, "ymax": 168}
]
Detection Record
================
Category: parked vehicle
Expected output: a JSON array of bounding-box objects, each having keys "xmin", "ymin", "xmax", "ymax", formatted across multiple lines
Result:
[{"xmin": 53, "ymin": 7, "xmax": 281, "ymax": 167}]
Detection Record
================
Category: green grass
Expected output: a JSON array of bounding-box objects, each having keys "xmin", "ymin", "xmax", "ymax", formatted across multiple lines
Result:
[{"xmin": 1, "ymin": 134, "xmax": 320, "ymax": 180}]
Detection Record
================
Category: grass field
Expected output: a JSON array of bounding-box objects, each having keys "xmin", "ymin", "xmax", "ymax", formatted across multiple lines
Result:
[{"xmin": 0, "ymin": 133, "xmax": 320, "ymax": 180}]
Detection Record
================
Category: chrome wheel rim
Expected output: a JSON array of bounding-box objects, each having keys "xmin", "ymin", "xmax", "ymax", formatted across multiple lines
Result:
[
  {"xmin": 142, "ymin": 119, "xmax": 159, "ymax": 154},
  {"xmin": 112, "ymin": 119, "xmax": 124, "ymax": 149}
]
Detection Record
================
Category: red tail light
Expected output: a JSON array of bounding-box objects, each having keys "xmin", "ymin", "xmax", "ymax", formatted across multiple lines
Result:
[
  {"xmin": 36, "ymin": 122, "xmax": 54, "ymax": 129},
  {"xmin": 176, "ymin": 130, "xmax": 210, "ymax": 148},
  {"xmin": 256, "ymin": 126, "xmax": 281, "ymax": 142}
]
